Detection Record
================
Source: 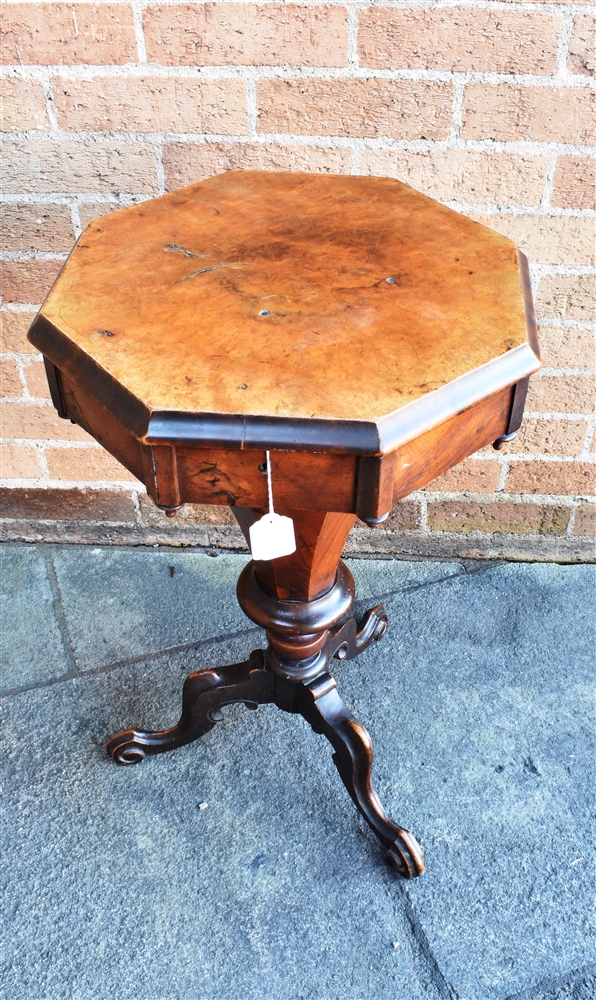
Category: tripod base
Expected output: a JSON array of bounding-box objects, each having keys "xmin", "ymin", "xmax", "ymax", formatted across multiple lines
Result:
[{"xmin": 106, "ymin": 604, "xmax": 425, "ymax": 879}]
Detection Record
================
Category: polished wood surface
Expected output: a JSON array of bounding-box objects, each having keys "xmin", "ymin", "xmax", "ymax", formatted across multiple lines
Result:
[
  {"xmin": 32, "ymin": 170, "xmax": 542, "ymax": 876},
  {"xmin": 30, "ymin": 171, "xmax": 539, "ymax": 456}
]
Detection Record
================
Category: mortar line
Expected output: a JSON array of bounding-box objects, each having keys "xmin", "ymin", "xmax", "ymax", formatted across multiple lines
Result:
[
  {"xmin": 40, "ymin": 547, "xmax": 79, "ymax": 676},
  {"xmin": 504, "ymin": 961, "xmax": 596, "ymax": 1000},
  {"xmin": 0, "ymin": 623, "xmax": 263, "ymax": 700},
  {"xmin": 385, "ymin": 874, "xmax": 458, "ymax": 1000}
]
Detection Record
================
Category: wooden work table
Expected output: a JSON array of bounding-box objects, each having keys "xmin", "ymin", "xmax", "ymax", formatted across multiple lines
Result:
[{"xmin": 29, "ymin": 171, "xmax": 540, "ymax": 877}]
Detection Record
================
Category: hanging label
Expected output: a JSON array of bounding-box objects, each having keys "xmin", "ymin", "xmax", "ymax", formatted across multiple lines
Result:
[{"xmin": 249, "ymin": 451, "xmax": 296, "ymax": 561}]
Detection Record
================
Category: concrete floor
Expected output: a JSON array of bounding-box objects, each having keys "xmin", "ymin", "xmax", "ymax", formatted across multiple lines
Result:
[{"xmin": 1, "ymin": 542, "xmax": 594, "ymax": 1000}]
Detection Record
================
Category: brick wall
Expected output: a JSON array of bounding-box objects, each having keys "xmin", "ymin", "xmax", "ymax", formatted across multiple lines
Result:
[{"xmin": 1, "ymin": 1, "xmax": 594, "ymax": 560}]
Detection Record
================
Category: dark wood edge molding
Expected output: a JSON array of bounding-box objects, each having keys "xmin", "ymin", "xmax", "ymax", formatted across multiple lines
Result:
[
  {"xmin": 43, "ymin": 358, "xmax": 69, "ymax": 419},
  {"xmin": 30, "ymin": 253, "xmax": 541, "ymax": 458},
  {"xmin": 28, "ymin": 315, "xmax": 151, "ymax": 439}
]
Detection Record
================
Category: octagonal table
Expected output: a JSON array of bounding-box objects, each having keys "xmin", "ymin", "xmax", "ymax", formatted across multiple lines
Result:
[{"xmin": 29, "ymin": 171, "xmax": 540, "ymax": 878}]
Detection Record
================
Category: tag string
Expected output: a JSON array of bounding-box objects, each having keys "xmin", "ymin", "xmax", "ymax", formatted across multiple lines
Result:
[{"xmin": 266, "ymin": 450, "xmax": 274, "ymax": 514}]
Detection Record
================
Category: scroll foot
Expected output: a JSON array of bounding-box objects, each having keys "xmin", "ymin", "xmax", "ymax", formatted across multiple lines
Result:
[
  {"xmin": 106, "ymin": 650, "xmax": 273, "ymax": 765},
  {"xmin": 299, "ymin": 671, "xmax": 425, "ymax": 878}
]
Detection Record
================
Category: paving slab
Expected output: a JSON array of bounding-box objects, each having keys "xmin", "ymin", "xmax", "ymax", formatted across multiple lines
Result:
[
  {"xmin": 0, "ymin": 545, "xmax": 67, "ymax": 692},
  {"xmin": 1, "ymin": 634, "xmax": 441, "ymax": 1000},
  {"xmin": 333, "ymin": 562, "xmax": 595, "ymax": 1000},
  {"xmin": 51, "ymin": 546, "xmax": 253, "ymax": 672}
]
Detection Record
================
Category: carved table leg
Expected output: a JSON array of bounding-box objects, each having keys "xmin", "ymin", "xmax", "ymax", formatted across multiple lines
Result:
[
  {"xmin": 106, "ymin": 650, "xmax": 273, "ymax": 764},
  {"xmin": 296, "ymin": 670, "xmax": 425, "ymax": 879}
]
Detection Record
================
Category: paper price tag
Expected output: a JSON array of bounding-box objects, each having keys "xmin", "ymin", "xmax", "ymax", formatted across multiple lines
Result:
[
  {"xmin": 249, "ymin": 511, "xmax": 296, "ymax": 561},
  {"xmin": 248, "ymin": 451, "xmax": 297, "ymax": 561}
]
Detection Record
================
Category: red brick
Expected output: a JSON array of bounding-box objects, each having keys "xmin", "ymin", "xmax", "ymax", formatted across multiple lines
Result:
[
  {"xmin": 469, "ymin": 214, "xmax": 594, "ymax": 266},
  {"xmin": 1, "ymin": 402, "xmax": 91, "ymax": 441},
  {"xmin": 2, "ymin": 141, "xmax": 159, "ymax": 195},
  {"xmin": 0, "ymin": 260, "xmax": 63, "ymax": 305},
  {"xmin": 535, "ymin": 276, "xmax": 595, "ymax": 322},
  {"xmin": 0, "ymin": 312, "xmax": 38, "ymax": 353},
  {"xmin": 53, "ymin": 76, "xmax": 247, "ymax": 134},
  {"xmin": 360, "ymin": 149, "xmax": 548, "ymax": 207},
  {"xmin": 78, "ymin": 203, "xmax": 121, "ymax": 229},
  {"xmin": 257, "ymin": 79, "xmax": 453, "ymax": 139},
  {"xmin": 571, "ymin": 504, "xmax": 596, "ymax": 536},
  {"xmin": 505, "ymin": 461, "xmax": 595, "ymax": 496},
  {"xmin": 424, "ymin": 459, "xmax": 500, "ymax": 493},
  {"xmin": 1, "ymin": 4, "xmax": 137, "ymax": 65},
  {"xmin": 501, "ymin": 418, "xmax": 588, "ymax": 456},
  {"xmin": 359, "ymin": 9, "xmax": 560, "ymax": 75},
  {"xmin": 139, "ymin": 493, "xmax": 235, "ymax": 526},
  {"xmin": 538, "ymin": 326, "xmax": 595, "ymax": 370},
  {"xmin": 1, "ymin": 204, "xmax": 74, "ymax": 252},
  {"xmin": 144, "ymin": 4, "xmax": 348, "ymax": 67},
  {"xmin": 526, "ymin": 375, "xmax": 595, "ymax": 414},
  {"xmin": 427, "ymin": 500, "xmax": 571, "ymax": 536},
  {"xmin": 0, "ymin": 443, "xmax": 43, "ymax": 479},
  {"xmin": 22, "ymin": 360, "xmax": 52, "ymax": 399},
  {"xmin": 551, "ymin": 156, "xmax": 595, "ymax": 210},
  {"xmin": 163, "ymin": 141, "xmax": 351, "ymax": 189},
  {"xmin": 1, "ymin": 358, "xmax": 23, "ymax": 397},
  {"xmin": 1, "ymin": 76, "xmax": 49, "ymax": 131},
  {"xmin": 356, "ymin": 501, "xmax": 421, "ymax": 531},
  {"xmin": 45, "ymin": 446, "xmax": 139, "ymax": 483},
  {"xmin": 567, "ymin": 14, "xmax": 595, "ymax": 76},
  {"xmin": 0, "ymin": 486, "xmax": 137, "ymax": 521},
  {"xmin": 461, "ymin": 85, "xmax": 594, "ymax": 145}
]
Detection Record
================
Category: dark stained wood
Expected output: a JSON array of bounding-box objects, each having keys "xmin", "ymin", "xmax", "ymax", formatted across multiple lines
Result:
[
  {"xmin": 60, "ymin": 371, "xmax": 145, "ymax": 483},
  {"xmin": 31, "ymin": 169, "xmax": 543, "ymax": 879},
  {"xmin": 393, "ymin": 385, "xmax": 512, "ymax": 501},
  {"xmin": 356, "ymin": 452, "xmax": 397, "ymax": 522},
  {"xmin": 238, "ymin": 509, "xmax": 357, "ymax": 602}
]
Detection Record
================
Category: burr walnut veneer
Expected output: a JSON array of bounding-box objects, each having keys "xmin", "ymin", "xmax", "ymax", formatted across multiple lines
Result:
[{"xmin": 29, "ymin": 171, "xmax": 540, "ymax": 877}]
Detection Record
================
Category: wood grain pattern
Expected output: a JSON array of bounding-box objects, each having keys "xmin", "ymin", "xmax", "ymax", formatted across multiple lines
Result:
[{"xmin": 30, "ymin": 171, "xmax": 539, "ymax": 455}]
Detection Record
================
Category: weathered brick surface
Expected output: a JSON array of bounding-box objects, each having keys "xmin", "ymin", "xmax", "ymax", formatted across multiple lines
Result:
[
  {"xmin": 567, "ymin": 14, "xmax": 595, "ymax": 75},
  {"xmin": 526, "ymin": 375, "xmax": 595, "ymax": 414},
  {"xmin": 1, "ymin": 76, "xmax": 49, "ymax": 131},
  {"xmin": 571, "ymin": 504, "xmax": 596, "ymax": 536},
  {"xmin": 163, "ymin": 141, "xmax": 351, "ymax": 189},
  {"xmin": 470, "ymin": 214, "xmax": 595, "ymax": 266},
  {"xmin": 144, "ymin": 4, "xmax": 348, "ymax": 68},
  {"xmin": 1, "ymin": 1, "xmax": 594, "ymax": 557},
  {"xmin": 358, "ymin": 9, "xmax": 560, "ymax": 75},
  {"xmin": 0, "ymin": 443, "xmax": 43, "ymax": 479},
  {"xmin": 0, "ymin": 260, "xmax": 64, "ymax": 304},
  {"xmin": 427, "ymin": 500, "xmax": 572, "ymax": 536},
  {"xmin": 1, "ymin": 141, "xmax": 158, "ymax": 194},
  {"xmin": 1, "ymin": 358, "xmax": 22, "ymax": 397},
  {"xmin": 256, "ymin": 79, "xmax": 454, "ymax": 139},
  {"xmin": 53, "ymin": 77, "xmax": 247, "ymax": 134},
  {"xmin": 0, "ymin": 486, "xmax": 137, "ymax": 521},
  {"xmin": 424, "ymin": 459, "xmax": 500, "ymax": 493},
  {"xmin": 501, "ymin": 419, "xmax": 588, "ymax": 456},
  {"xmin": 1, "ymin": 4, "xmax": 137, "ymax": 65},
  {"xmin": 535, "ymin": 276, "xmax": 595, "ymax": 322},
  {"xmin": 1, "ymin": 403, "xmax": 91, "ymax": 441},
  {"xmin": 139, "ymin": 494, "xmax": 236, "ymax": 526},
  {"xmin": 357, "ymin": 501, "xmax": 421, "ymax": 532},
  {"xmin": 461, "ymin": 86, "xmax": 594, "ymax": 145},
  {"xmin": 551, "ymin": 156, "xmax": 595, "ymax": 210},
  {"xmin": 1, "ymin": 204, "xmax": 74, "ymax": 252},
  {"xmin": 0, "ymin": 312, "xmax": 37, "ymax": 353},
  {"xmin": 45, "ymin": 446, "xmax": 139, "ymax": 483},
  {"xmin": 538, "ymin": 326, "xmax": 595, "ymax": 370},
  {"xmin": 360, "ymin": 149, "xmax": 548, "ymax": 207},
  {"xmin": 506, "ymin": 461, "xmax": 595, "ymax": 496},
  {"xmin": 22, "ymin": 360, "xmax": 52, "ymax": 399}
]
